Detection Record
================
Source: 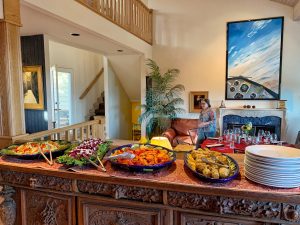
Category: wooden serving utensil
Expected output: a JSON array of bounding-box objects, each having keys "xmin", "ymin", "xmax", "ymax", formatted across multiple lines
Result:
[
  {"xmin": 83, "ymin": 155, "xmax": 106, "ymax": 172},
  {"xmin": 38, "ymin": 146, "xmax": 53, "ymax": 166},
  {"xmin": 96, "ymin": 156, "xmax": 107, "ymax": 172}
]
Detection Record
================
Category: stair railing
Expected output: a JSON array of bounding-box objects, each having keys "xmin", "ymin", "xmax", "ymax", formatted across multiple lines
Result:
[{"xmin": 79, "ymin": 68, "xmax": 104, "ymax": 100}]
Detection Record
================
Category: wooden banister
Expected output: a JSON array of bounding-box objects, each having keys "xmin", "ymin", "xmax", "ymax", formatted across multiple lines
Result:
[
  {"xmin": 79, "ymin": 68, "xmax": 104, "ymax": 100},
  {"xmin": 14, "ymin": 120, "xmax": 106, "ymax": 143},
  {"xmin": 75, "ymin": 0, "xmax": 153, "ymax": 45}
]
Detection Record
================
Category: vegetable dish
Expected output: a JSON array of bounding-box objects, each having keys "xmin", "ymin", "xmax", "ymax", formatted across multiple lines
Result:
[
  {"xmin": 110, "ymin": 144, "xmax": 174, "ymax": 166},
  {"xmin": 186, "ymin": 149, "xmax": 237, "ymax": 179}
]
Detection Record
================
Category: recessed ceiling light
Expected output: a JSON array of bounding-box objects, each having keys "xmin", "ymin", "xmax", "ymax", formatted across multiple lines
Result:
[
  {"xmin": 71, "ymin": 33, "xmax": 80, "ymax": 36},
  {"xmin": 117, "ymin": 49, "xmax": 124, "ymax": 52}
]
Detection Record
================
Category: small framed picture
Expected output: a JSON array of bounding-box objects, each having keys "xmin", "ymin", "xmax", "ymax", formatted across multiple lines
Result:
[
  {"xmin": 23, "ymin": 66, "xmax": 44, "ymax": 110},
  {"xmin": 189, "ymin": 91, "xmax": 209, "ymax": 113}
]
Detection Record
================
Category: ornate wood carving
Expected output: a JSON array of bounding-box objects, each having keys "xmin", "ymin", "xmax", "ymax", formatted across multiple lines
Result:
[
  {"xmin": 77, "ymin": 180, "xmax": 163, "ymax": 203},
  {"xmin": 185, "ymin": 218, "xmax": 240, "ymax": 225},
  {"xmin": 167, "ymin": 191, "xmax": 219, "ymax": 212},
  {"xmin": 220, "ymin": 197, "xmax": 281, "ymax": 219},
  {"xmin": 0, "ymin": 171, "xmax": 72, "ymax": 192},
  {"xmin": 168, "ymin": 191, "xmax": 284, "ymax": 221},
  {"xmin": 180, "ymin": 212, "xmax": 263, "ymax": 225},
  {"xmin": 282, "ymin": 203, "xmax": 300, "ymax": 222},
  {"xmin": 0, "ymin": 186, "xmax": 16, "ymax": 225},
  {"xmin": 80, "ymin": 200, "xmax": 160, "ymax": 225},
  {"xmin": 24, "ymin": 191, "xmax": 71, "ymax": 225},
  {"xmin": 88, "ymin": 210, "xmax": 154, "ymax": 225}
]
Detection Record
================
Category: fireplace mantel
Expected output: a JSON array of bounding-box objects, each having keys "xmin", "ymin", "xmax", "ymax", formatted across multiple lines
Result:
[{"xmin": 218, "ymin": 108, "xmax": 286, "ymax": 140}]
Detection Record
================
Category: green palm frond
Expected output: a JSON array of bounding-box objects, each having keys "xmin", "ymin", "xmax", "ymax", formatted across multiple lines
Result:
[{"xmin": 139, "ymin": 59, "xmax": 185, "ymax": 138}]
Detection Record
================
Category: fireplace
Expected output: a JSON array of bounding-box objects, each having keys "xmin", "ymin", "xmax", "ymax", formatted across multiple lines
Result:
[
  {"xmin": 219, "ymin": 108, "xmax": 286, "ymax": 140},
  {"xmin": 223, "ymin": 115, "xmax": 281, "ymax": 138}
]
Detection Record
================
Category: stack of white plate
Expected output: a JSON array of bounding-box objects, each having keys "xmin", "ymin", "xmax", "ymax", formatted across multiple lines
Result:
[{"xmin": 245, "ymin": 145, "xmax": 300, "ymax": 188}]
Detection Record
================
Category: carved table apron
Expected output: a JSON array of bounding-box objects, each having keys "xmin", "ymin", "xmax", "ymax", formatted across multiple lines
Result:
[{"xmin": 0, "ymin": 155, "xmax": 299, "ymax": 225}]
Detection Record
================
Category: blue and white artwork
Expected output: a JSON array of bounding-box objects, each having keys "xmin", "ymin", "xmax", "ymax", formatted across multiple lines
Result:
[{"xmin": 226, "ymin": 17, "xmax": 284, "ymax": 100}]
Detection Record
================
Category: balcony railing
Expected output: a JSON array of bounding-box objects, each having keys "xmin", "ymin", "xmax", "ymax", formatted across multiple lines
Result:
[
  {"xmin": 75, "ymin": 0, "xmax": 153, "ymax": 44},
  {"xmin": 14, "ymin": 120, "xmax": 105, "ymax": 143}
]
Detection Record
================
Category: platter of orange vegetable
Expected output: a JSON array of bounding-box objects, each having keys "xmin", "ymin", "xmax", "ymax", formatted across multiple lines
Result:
[{"xmin": 108, "ymin": 144, "xmax": 176, "ymax": 172}]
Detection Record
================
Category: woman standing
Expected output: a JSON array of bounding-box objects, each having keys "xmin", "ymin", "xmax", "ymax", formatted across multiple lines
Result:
[{"xmin": 195, "ymin": 99, "xmax": 216, "ymax": 149}]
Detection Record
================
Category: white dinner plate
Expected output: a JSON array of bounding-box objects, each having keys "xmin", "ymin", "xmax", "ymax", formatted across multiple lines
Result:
[
  {"xmin": 246, "ymin": 145, "xmax": 300, "ymax": 160},
  {"xmin": 244, "ymin": 159, "xmax": 300, "ymax": 171},
  {"xmin": 245, "ymin": 170, "xmax": 300, "ymax": 182},
  {"xmin": 245, "ymin": 171, "xmax": 300, "ymax": 188},
  {"xmin": 245, "ymin": 166, "xmax": 300, "ymax": 180},
  {"xmin": 245, "ymin": 152, "xmax": 300, "ymax": 164}
]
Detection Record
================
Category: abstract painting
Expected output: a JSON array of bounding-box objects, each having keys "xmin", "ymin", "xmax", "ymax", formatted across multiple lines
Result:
[
  {"xmin": 226, "ymin": 17, "xmax": 284, "ymax": 100},
  {"xmin": 23, "ymin": 66, "xmax": 44, "ymax": 110}
]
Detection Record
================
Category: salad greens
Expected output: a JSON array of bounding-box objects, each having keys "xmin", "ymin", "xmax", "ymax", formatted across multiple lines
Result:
[{"xmin": 57, "ymin": 139, "xmax": 111, "ymax": 166}]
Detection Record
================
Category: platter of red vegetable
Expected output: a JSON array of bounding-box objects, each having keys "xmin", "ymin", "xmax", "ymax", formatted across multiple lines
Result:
[{"xmin": 57, "ymin": 138, "xmax": 111, "ymax": 167}]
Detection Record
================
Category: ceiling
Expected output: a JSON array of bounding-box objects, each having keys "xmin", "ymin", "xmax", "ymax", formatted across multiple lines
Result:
[
  {"xmin": 20, "ymin": 3, "xmax": 138, "ymax": 55},
  {"xmin": 270, "ymin": 0, "xmax": 299, "ymax": 7},
  {"xmin": 20, "ymin": 3, "xmax": 142, "ymax": 101}
]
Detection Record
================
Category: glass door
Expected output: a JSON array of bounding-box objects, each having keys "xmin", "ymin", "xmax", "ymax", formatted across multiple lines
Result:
[{"xmin": 51, "ymin": 67, "xmax": 73, "ymax": 128}]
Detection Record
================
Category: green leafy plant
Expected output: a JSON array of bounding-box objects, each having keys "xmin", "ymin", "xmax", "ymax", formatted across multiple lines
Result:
[{"xmin": 139, "ymin": 59, "xmax": 185, "ymax": 138}]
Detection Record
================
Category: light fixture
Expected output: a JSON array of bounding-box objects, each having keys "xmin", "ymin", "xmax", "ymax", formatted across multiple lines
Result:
[{"xmin": 71, "ymin": 33, "xmax": 80, "ymax": 36}]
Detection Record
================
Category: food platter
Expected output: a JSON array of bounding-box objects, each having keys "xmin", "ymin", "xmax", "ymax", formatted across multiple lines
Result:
[
  {"xmin": 246, "ymin": 145, "xmax": 300, "ymax": 160},
  {"xmin": 57, "ymin": 139, "xmax": 111, "ymax": 167},
  {"xmin": 0, "ymin": 140, "xmax": 71, "ymax": 159},
  {"xmin": 184, "ymin": 149, "xmax": 239, "ymax": 183},
  {"xmin": 108, "ymin": 144, "xmax": 176, "ymax": 172}
]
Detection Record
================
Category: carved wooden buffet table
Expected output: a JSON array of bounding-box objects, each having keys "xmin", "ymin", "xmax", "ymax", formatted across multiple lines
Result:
[{"xmin": 0, "ymin": 154, "xmax": 299, "ymax": 225}]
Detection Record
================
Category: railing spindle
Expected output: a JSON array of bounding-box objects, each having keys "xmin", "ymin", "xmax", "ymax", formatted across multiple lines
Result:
[
  {"xmin": 73, "ymin": 129, "xmax": 77, "ymax": 141},
  {"xmin": 75, "ymin": 0, "xmax": 153, "ymax": 44},
  {"xmin": 80, "ymin": 127, "xmax": 84, "ymax": 140},
  {"xmin": 92, "ymin": 124, "xmax": 96, "ymax": 138},
  {"xmin": 65, "ymin": 130, "xmax": 69, "ymax": 141},
  {"xmin": 86, "ymin": 125, "xmax": 91, "ymax": 139}
]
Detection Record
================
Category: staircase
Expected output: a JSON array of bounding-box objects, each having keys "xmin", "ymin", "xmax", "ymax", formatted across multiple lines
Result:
[
  {"xmin": 95, "ymin": 91, "xmax": 105, "ymax": 116},
  {"xmin": 88, "ymin": 91, "xmax": 105, "ymax": 120}
]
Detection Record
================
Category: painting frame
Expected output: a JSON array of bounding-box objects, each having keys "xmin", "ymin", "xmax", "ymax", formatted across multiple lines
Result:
[
  {"xmin": 23, "ymin": 65, "xmax": 44, "ymax": 110},
  {"xmin": 225, "ymin": 17, "xmax": 284, "ymax": 100},
  {"xmin": 189, "ymin": 91, "xmax": 209, "ymax": 113}
]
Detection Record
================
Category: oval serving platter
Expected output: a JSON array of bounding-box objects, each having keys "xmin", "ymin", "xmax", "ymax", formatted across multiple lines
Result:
[
  {"xmin": 0, "ymin": 140, "xmax": 72, "ymax": 160},
  {"xmin": 108, "ymin": 144, "xmax": 176, "ymax": 172},
  {"xmin": 184, "ymin": 151, "xmax": 239, "ymax": 183}
]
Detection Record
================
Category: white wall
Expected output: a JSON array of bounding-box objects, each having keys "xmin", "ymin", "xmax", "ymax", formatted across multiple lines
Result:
[
  {"xmin": 294, "ymin": 1, "xmax": 300, "ymax": 20},
  {"xmin": 104, "ymin": 57, "xmax": 132, "ymax": 140},
  {"xmin": 107, "ymin": 55, "xmax": 142, "ymax": 101},
  {"xmin": 141, "ymin": 0, "xmax": 148, "ymax": 7},
  {"xmin": 48, "ymin": 40, "xmax": 104, "ymax": 124},
  {"xmin": 149, "ymin": 0, "xmax": 300, "ymax": 143},
  {"xmin": 0, "ymin": 0, "xmax": 3, "ymax": 19}
]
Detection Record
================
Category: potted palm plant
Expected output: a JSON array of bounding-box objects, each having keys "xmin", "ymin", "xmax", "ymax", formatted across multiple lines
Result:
[{"xmin": 139, "ymin": 59, "xmax": 185, "ymax": 138}]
